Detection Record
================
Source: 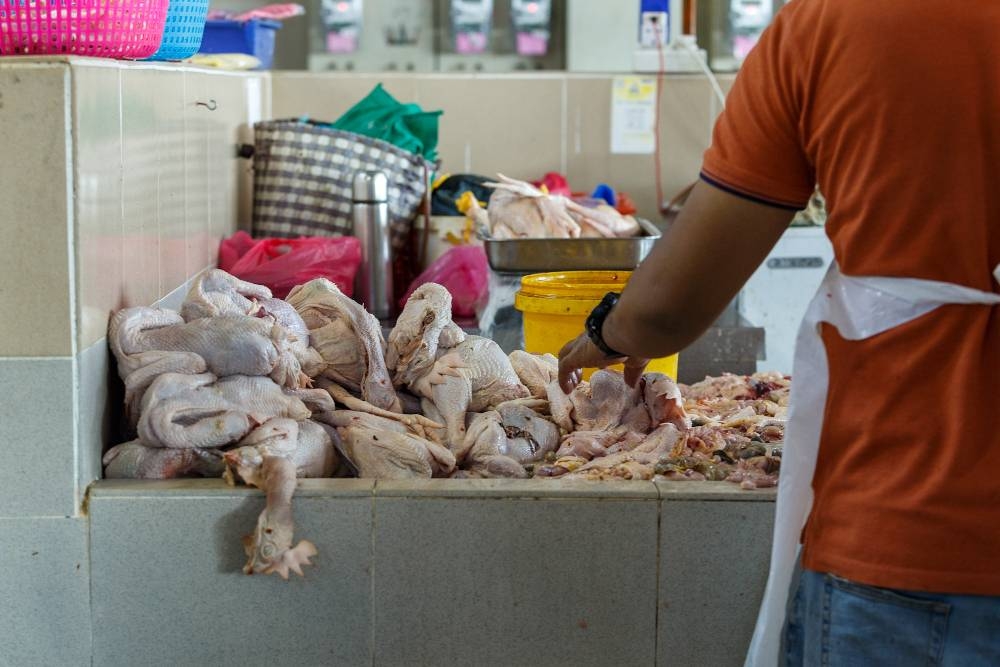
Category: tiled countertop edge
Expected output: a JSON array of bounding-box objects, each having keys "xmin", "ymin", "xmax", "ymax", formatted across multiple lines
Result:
[{"xmin": 90, "ymin": 478, "xmax": 776, "ymax": 502}]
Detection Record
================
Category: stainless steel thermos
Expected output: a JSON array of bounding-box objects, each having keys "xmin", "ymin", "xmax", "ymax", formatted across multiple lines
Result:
[{"xmin": 352, "ymin": 170, "xmax": 393, "ymax": 320}]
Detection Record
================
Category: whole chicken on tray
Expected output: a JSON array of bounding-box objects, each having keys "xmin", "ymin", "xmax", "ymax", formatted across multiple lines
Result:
[
  {"xmin": 105, "ymin": 268, "xmax": 787, "ymax": 579},
  {"xmin": 468, "ymin": 174, "xmax": 641, "ymax": 239}
]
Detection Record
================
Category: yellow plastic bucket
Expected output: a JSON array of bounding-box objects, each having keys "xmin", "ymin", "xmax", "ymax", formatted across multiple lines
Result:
[{"xmin": 514, "ymin": 271, "xmax": 679, "ymax": 381}]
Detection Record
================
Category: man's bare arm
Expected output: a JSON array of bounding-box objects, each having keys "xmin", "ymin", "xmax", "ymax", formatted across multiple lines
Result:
[{"xmin": 558, "ymin": 180, "xmax": 795, "ymax": 390}]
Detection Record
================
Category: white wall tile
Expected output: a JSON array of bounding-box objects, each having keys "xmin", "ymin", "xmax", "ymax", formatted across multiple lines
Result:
[
  {"xmin": 73, "ymin": 65, "xmax": 125, "ymax": 351},
  {"xmin": 121, "ymin": 68, "xmax": 163, "ymax": 308}
]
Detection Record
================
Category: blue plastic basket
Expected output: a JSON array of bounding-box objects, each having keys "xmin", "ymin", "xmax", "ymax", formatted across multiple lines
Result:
[
  {"xmin": 199, "ymin": 19, "xmax": 281, "ymax": 69},
  {"xmin": 147, "ymin": 0, "xmax": 209, "ymax": 61}
]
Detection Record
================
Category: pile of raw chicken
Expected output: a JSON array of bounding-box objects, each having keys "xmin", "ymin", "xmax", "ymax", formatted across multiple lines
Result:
[
  {"xmin": 105, "ymin": 269, "xmax": 787, "ymax": 579},
  {"xmin": 468, "ymin": 174, "xmax": 642, "ymax": 239}
]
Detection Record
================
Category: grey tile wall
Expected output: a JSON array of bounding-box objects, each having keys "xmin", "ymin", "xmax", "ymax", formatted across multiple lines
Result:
[
  {"xmin": 657, "ymin": 498, "xmax": 775, "ymax": 667},
  {"xmin": 83, "ymin": 479, "xmax": 775, "ymax": 667},
  {"xmin": 0, "ymin": 517, "xmax": 91, "ymax": 666},
  {"xmin": 89, "ymin": 482, "xmax": 374, "ymax": 667},
  {"xmin": 372, "ymin": 495, "xmax": 659, "ymax": 667},
  {"xmin": 0, "ymin": 358, "xmax": 76, "ymax": 518}
]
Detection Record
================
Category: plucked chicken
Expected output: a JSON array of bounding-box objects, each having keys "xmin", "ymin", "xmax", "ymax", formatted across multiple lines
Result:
[
  {"xmin": 110, "ymin": 306, "xmax": 306, "ymax": 421},
  {"xmin": 463, "ymin": 401, "xmax": 560, "ymax": 477},
  {"xmin": 386, "ymin": 283, "xmax": 529, "ymax": 454},
  {"xmin": 337, "ymin": 426, "xmax": 456, "ymax": 479},
  {"xmin": 509, "ymin": 351, "xmax": 559, "ymax": 399},
  {"xmin": 470, "ymin": 174, "xmax": 641, "ymax": 240},
  {"xmin": 137, "ymin": 373, "xmax": 311, "ymax": 449},
  {"xmin": 286, "ymin": 278, "xmax": 400, "ymax": 412},
  {"xmin": 102, "ymin": 440, "xmax": 223, "ymax": 479},
  {"xmin": 180, "ymin": 269, "xmax": 271, "ymax": 321}
]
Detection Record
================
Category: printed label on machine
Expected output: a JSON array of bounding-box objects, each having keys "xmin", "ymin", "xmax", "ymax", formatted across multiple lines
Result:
[
  {"xmin": 611, "ymin": 76, "xmax": 658, "ymax": 154},
  {"xmin": 766, "ymin": 257, "xmax": 825, "ymax": 269}
]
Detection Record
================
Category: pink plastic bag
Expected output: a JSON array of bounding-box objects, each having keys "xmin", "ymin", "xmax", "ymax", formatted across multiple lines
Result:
[
  {"xmin": 401, "ymin": 245, "xmax": 488, "ymax": 319},
  {"xmin": 219, "ymin": 231, "xmax": 362, "ymax": 299}
]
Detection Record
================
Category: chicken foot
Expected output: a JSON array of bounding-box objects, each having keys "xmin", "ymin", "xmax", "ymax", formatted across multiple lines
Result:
[{"xmin": 238, "ymin": 455, "xmax": 317, "ymax": 579}]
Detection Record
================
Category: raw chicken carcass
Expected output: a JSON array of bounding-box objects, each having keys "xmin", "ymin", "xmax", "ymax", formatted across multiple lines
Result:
[
  {"xmin": 337, "ymin": 426, "xmax": 456, "ymax": 479},
  {"xmin": 473, "ymin": 174, "xmax": 640, "ymax": 239},
  {"xmin": 509, "ymin": 350, "xmax": 559, "ymax": 399},
  {"xmin": 102, "ymin": 440, "xmax": 223, "ymax": 479},
  {"xmin": 137, "ymin": 373, "xmax": 310, "ymax": 449},
  {"xmin": 252, "ymin": 297, "xmax": 326, "ymax": 379},
  {"xmin": 564, "ymin": 199, "xmax": 640, "ymax": 238},
  {"xmin": 464, "ymin": 402, "xmax": 560, "ymax": 475},
  {"xmin": 286, "ymin": 278, "xmax": 400, "ymax": 412},
  {"xmin": 224, "ymin": 419, "xmax": 338, "ymax": 579},
  {"xmin": 110, "ymin": 306, "xmax": 306, "ymax": 420},
  {"xmin": 180, "ymin": 269, "xmax": 272, "ymax": 321},
  {"xmin": 481, "ymin": 174, "xmax": 581, "ymax": 239},
  {"xmin": 385, "ymin": 282, "xmax": 467, "ymax": 388},
  {"xmin": 388, "ymin": 283, "xmax": 529, "ymax": 453}
]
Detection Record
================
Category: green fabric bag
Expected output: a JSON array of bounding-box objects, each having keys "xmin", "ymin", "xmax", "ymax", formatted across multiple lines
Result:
[{"xmin": 329, "ymin": 84, "xmax": 443, "ymax": 163}]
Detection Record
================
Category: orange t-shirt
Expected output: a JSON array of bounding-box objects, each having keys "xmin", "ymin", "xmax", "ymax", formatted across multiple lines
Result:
[{"xmin": 702, "ymin": 0, "xmax": 1000, "ymax": 594}]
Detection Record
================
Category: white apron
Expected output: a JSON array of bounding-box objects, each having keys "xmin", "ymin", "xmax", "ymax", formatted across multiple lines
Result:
[{"xmin": 746, "ymin": 261, "xmax": 1000, "ymax": 667}]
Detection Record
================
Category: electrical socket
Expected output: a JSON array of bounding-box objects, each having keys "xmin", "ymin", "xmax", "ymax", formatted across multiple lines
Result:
[{"xmin": 639, "ymin": 11, "xmax": 668, "ymax": 48}]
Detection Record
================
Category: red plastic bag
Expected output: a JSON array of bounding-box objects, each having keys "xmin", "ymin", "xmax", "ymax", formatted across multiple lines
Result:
[
  {"xmin": 219, "ymin": 232, "xmax": 362, "ymax": 299},
  {"xmin": 401, "ymin": 245, "xmax": 488, "ymax": 319}
]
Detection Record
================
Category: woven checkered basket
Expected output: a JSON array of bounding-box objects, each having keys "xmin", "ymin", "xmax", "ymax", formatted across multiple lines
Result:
[{"xmin": 250, "ymin": 120, "xmax": 434, "ymax": 250}]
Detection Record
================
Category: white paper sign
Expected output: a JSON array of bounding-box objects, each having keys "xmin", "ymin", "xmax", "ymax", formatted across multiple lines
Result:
[{"xmin": 611, "ymin": 76, "xmax": 657, "ymax": 154}]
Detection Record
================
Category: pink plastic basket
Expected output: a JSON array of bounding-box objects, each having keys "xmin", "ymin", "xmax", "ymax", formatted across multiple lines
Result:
[{"xmin": 0, "ymin": 0, "xmax": 169, "ymax": 58}]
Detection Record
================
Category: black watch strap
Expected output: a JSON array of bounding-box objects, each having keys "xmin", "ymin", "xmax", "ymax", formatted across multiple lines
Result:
[{"xmin": 586, "ymin": 292, "xmax": 623, "ymax": 358}]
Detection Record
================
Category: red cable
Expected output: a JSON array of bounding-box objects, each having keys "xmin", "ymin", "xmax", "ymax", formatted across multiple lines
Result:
[{"xmin": 654, "ymin": 37, "xmax": 667, "ymax": 217}]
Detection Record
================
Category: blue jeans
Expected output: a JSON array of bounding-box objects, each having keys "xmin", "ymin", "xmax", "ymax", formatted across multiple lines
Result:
[{"xmin": 784, "ymin": 570, "xmax": 1000, "ymax": 666}]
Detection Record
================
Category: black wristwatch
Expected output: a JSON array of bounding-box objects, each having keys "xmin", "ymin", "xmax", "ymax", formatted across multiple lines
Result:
[{"xmin": 586, "ymin": 292, "xmax": 623, "ymax": 358}]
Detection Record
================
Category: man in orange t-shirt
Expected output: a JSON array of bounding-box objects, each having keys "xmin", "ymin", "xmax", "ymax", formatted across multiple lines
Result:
[{"xmin": 559, "ymin": 0, "xmax": 1000, "ymax": 663}]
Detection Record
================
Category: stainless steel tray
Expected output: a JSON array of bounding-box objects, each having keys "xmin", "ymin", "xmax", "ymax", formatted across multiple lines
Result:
[{"xmin": 483, "ymin": 218, "xmax": 661, "ymax": 273}]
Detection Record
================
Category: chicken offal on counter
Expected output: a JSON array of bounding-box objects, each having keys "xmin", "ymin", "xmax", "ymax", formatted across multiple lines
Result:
[{"xmin": 104, "ymin": 269, "xmax": 786, "ymax": 578}]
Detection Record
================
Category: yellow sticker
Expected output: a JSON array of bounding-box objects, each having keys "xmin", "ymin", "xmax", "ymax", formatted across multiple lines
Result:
[{"xmin": 611, "ymin": 75, "xmax": 658, "ymax": 154}]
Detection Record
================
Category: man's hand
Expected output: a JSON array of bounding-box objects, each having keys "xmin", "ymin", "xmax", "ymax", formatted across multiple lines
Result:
[{"xmin": 557, "ymin": 333, "xmax": 649, "ymax": 394}]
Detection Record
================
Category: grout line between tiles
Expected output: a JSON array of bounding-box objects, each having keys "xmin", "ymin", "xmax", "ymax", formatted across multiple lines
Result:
[
  {"xmin": 653, "ymin": 490, "xmax": 663, "ymax": 664},
  {"xmin": 369, "ymin": 480, "xmax": 377, "ymax": 667},
  {"xmin": 559, "ymin": 78, "xmax": 568, "ymax": 173},
  {"xmin": 86, "ymin": 497, "xmax": 96, "ymax": 667}
]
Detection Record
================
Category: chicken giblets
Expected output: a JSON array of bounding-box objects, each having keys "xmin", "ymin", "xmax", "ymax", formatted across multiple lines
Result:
[
  {"xmin": 285, "ymin": 278, "xmax": 400, "ymax": 412},
  {"xmin": 546, "ymin": 371, "xmax": 689, "ymax": 461}
]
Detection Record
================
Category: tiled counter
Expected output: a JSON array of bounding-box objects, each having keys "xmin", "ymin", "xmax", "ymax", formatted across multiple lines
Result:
[{"xmin": 88, "ymin": 479, "xmax": 774, "ymax": 667}]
